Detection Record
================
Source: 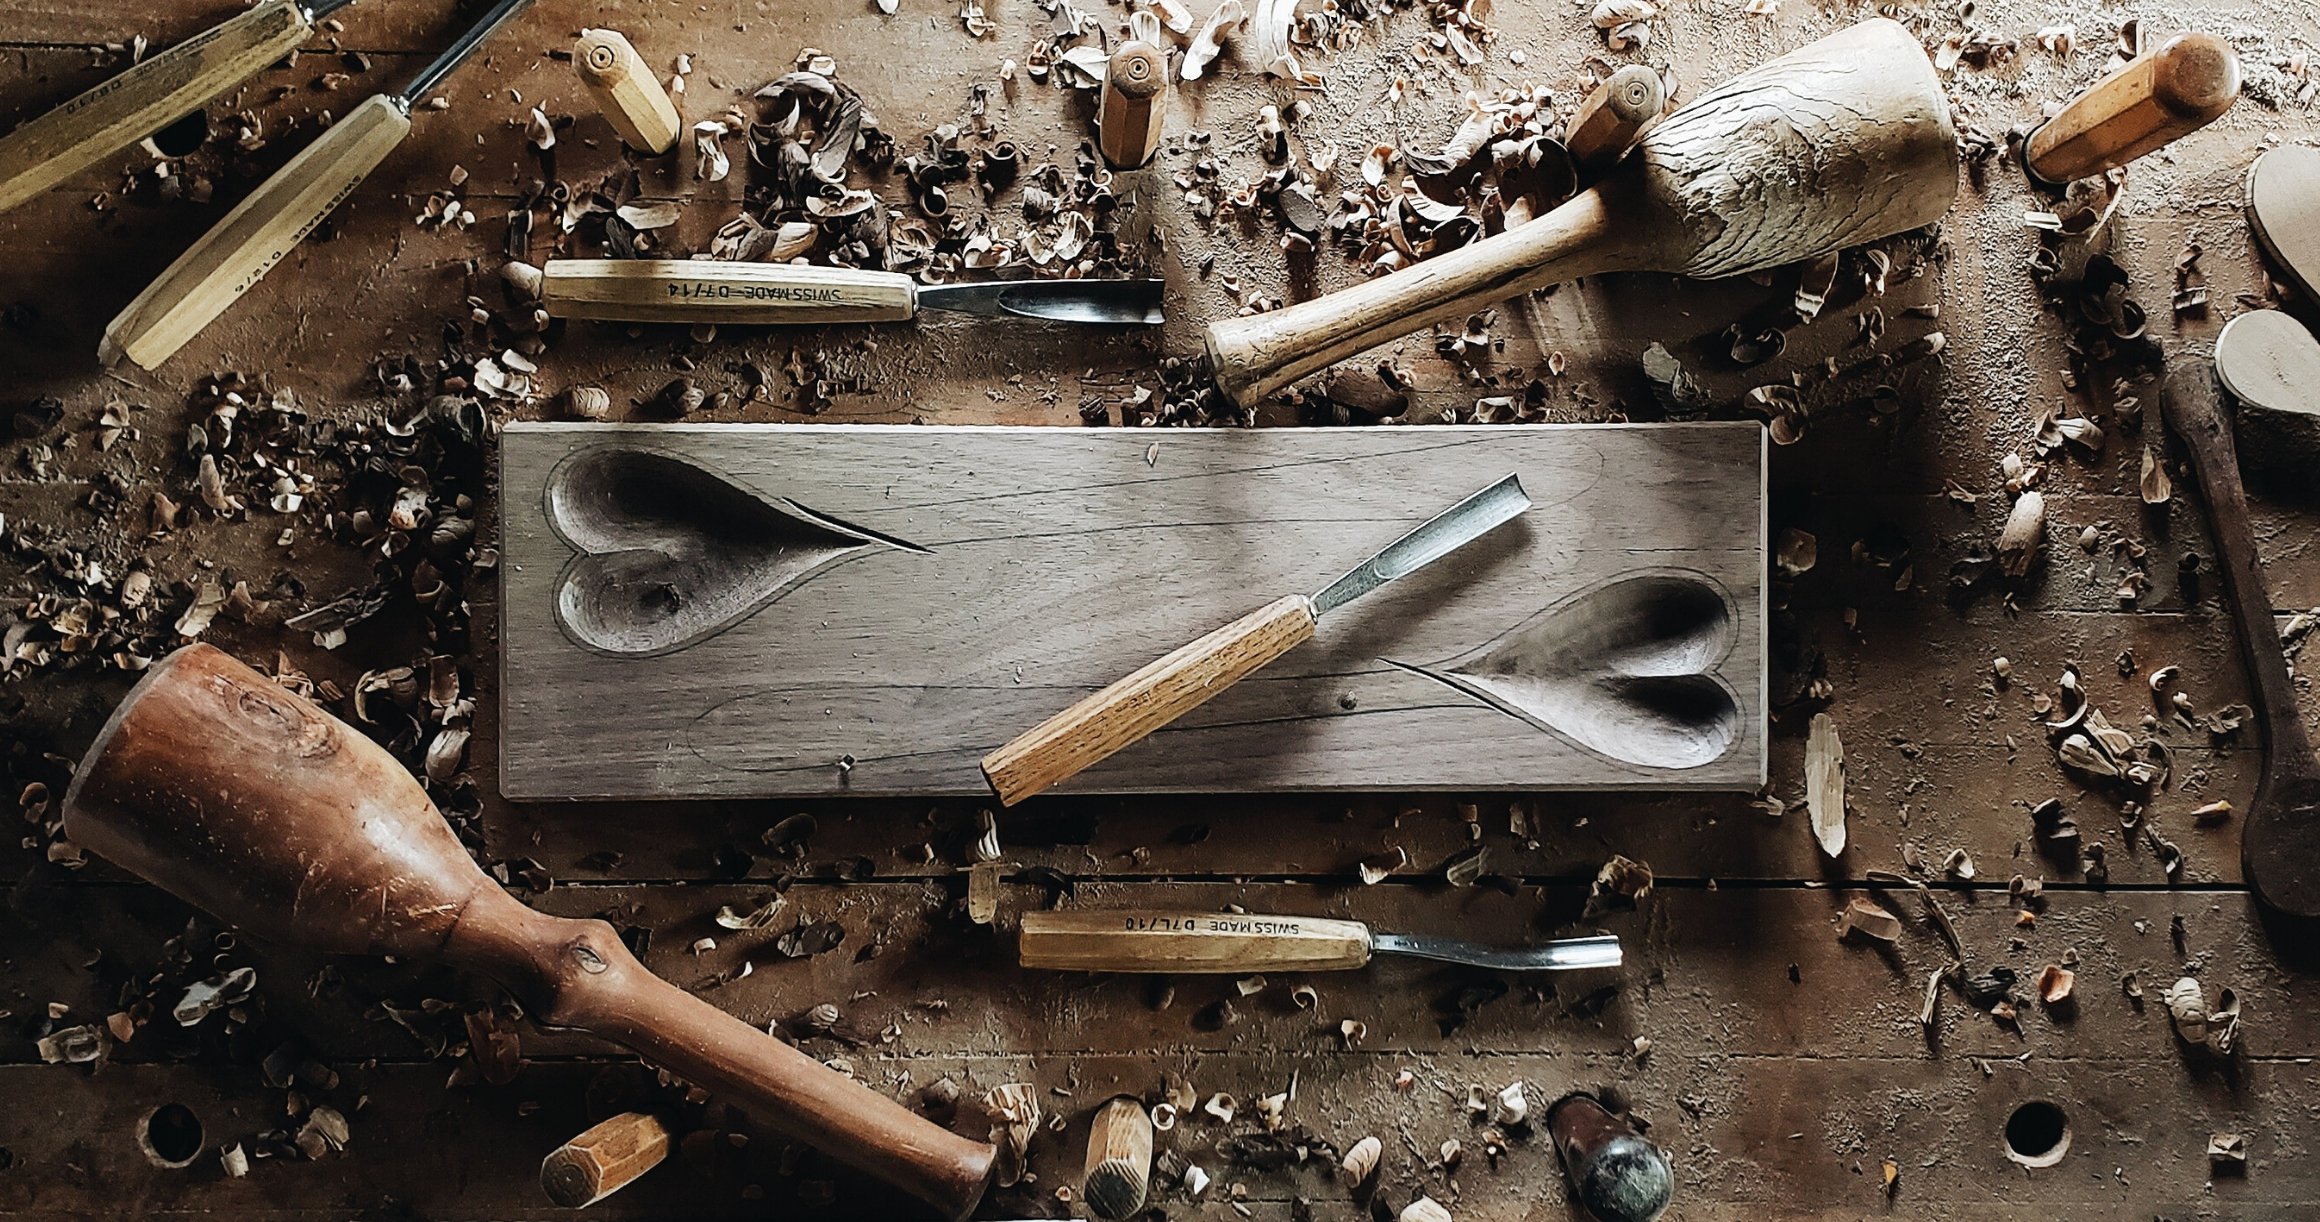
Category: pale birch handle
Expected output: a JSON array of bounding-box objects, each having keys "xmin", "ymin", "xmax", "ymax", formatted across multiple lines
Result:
[
  {"xmin": 102, "ymin": 92, "xmax": 412, "ymax": 370},
  {"xmin": 0, "ymin": 0, "xmax": 313, "ymax": 215},
  {"xmin": 981, "ymin": 594, "xmax": 1317, "ymax": 805},
  {"xmin": 1019, "ymin": 910, "xmax": 1373, "ymax": 972},
  {"xmin": 574, "ymin": 29, "xmax": 681, "ymax": 155},
  {"xmin": 541, "ymin": 259, "xmax": 919, "ymax": 325}
]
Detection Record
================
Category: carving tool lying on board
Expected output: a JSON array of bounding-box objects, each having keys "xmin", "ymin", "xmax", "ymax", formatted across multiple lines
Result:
[
  {"xmin": 62, "ymin": 644, "xmax": 996, "ymax": 1218},
  {"xmin": 1018, "ymin": 910, "xmax": 1622, "ymax": 974},
  {"xmin": 1199, "ymin": 18, "xmax": 1960, "ymax": 407},
  {"xmin": 101, "ymin": 0, "xmax": 536, "ymax": 371},
  {"xmin": 537, "ymin": 258, "xmax": 1164, "ymax": 326},
  {"xmin": 981, "ymin": 472, "xmax": 1531, "ymax": 805},
  {"xmin": 2021, "ymin": 31, "xmax": 2238, "ymax": 186},
  {"xmin": 0, "ymin": 0, "xmax": 359, "ymax": 217}
]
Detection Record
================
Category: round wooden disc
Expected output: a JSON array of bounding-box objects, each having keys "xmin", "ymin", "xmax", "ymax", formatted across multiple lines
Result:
[
  {"xmin": 2215, "ymin": 309, "xmax": 2320, "ymax": 418},
  {"xmin": 2249, "ymin": 146, "xmax": 2320, "ymax": 301}
]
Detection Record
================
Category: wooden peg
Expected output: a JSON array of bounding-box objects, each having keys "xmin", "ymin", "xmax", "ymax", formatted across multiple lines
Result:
[
  {"xmin": 540, "ymin": 1112, "xmax": 674, "ymax": 1208},
  {"xmin": 1081, "ymin": 1098, "xmax": 1154, "ymax": 1220},
  {"xmin": 574, "ymin": 29, "xmax": 682, "ymax": 156},
  {"xmin": 1098, "ymin": 41, "xmax": 1167, "ymax": 170},
  {"xmin": 1564, "ymin": 65, "xmax": 1664, "ymax": 177},
  {"xmin": 2024, "ymin": 33, "xmax": 2238, "ymax": 186}
]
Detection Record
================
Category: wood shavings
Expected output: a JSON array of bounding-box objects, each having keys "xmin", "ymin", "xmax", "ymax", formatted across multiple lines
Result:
[
  {"xmin": 2165, "ymin": 976, "xmax": 2209, "ymax": 1045},
  {"xmin": 2208, "ymin": 1132, "xmax": 2247, "ymax": 1168},
  {"xmin": 1584, "ymin": 854, "xmax": 1653, "ymax": 917},
  {"xmin": 1837, "ymin": 896, "xmax": 1902, "ymax": 944},
  {"xmin": 1355, "ymin": 846, "xmax": 1405, "ymax": 884},
  {"xmin": 984, "ymin": 1083, "xmax": 1041, "ymax": 1186},
  {"xmin": 715, "ymin": 896, "xmax": 787, "ymax": 930},
  {"xmin": 1250, "ymin": 0, "xmax": 1309, "ymax": 80},
  {"xmin": 2036, "ymin": 964, "xmax": 2074, "ymax": 1005},
  {"xmin": 1339, "ymin": 1134, "xmax": 1381, "ymax": 1187},
  {"xmin": 1182, "ymin": 1, "xmax": 1246, "ymax": 81},
  {"xmin": 1400, "ymin": 1196, "xmax": 1454, "ymax": 1222},
  {"xmin": 1806, "ymin": 712, "xmax": 1846, "ymax": 858},
  {"xmin": 1489, "ymin": 1082, "xmax": 1528, "ymax": 1126},
  {"xmin": 1775, "ymin": 528, "xmax": 1817, "ymax": 577},
  {"xmin": 1998, "ymin": 491, "xmax": 2045, "ymax": 576}
]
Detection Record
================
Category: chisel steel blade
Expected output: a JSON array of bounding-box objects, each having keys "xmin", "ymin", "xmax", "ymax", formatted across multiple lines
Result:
[
  {"xmin": 1368, "ymin": 931, "xmax": 1622, "ymax": 972},
  {"xmin": 1310, "ymin": 472, "xmax": 1530, "ymax": 617}
]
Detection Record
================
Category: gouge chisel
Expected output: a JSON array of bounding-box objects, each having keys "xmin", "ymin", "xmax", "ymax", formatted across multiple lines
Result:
[
  {"xmin": 1019, "ymin": 910, "xmax": 1623, "ymax": 974},
  {"xmin": 981, "ymin": 473, "xmax": 1531, "ymax": 805},
  {"xmin": 0, "ymin": 0, "xmax": 358, "ymax": 217},
  {"xmin": 540, "ymin": 258, "xmax": 1164, "ymax": 326},
  {"xmin": 101, "ymin": 0, "xmax": 535, "ymax": 371}
]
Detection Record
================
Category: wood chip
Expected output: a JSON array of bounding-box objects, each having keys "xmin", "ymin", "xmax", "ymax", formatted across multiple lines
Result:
[
  {"xmin": 1837, "ymin": 895, "xmax": 1902, "ymax": 943},
  {"xmin": 1806, "ymin": 712, "xmax": 1847, "ymax": 858}
]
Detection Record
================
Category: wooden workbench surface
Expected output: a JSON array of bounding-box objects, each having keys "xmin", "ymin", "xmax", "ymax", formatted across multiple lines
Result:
[{"xmin": 2, "ymin": 0, "xmax": 2317, "ymax": 1219}]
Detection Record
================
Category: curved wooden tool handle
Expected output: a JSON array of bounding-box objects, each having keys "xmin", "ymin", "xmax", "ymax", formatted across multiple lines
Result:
[
  {"xmin": 2164, "ymin": 371, "xmax": 2320, "ymax": 922},
  {"xmin": 1565, "ymin": 65, "xmax": 1664, "ymax": 177},
  {"xmin": 575, "ymin": 29, "xmax": 681, "ymax": 156},
  {"xmin": 2025, "ymin": 33, "xmax": 2239, "ymax": 185},
  {"xmin": 540, "ymin": 1111, "xmax": 672, "ymax": 1208},
  {"xmin": 102, "ymin": 91, "xmax": 412, "ymax": 370},
  {"xmin": 446, "ymin": 895, "xmax": 994, "ymax": 1219},
  {"xmin": 981, "ymin": 594, "xmax": 1318, "ymax": 805},
  {"xmin": 1019, "ymin": 910, "xmax": 1373, "ymax": 972},
  {"xmin": 1203, "ymin": 191, "xmax": 1629, "ymax": 406},
  {"xmin": 0, "ymin": 0, "xmax": 313, "ymax": 216},
  {"xmin": 541, "ymin": 259, "xmax": 918, "ymax": 325}
]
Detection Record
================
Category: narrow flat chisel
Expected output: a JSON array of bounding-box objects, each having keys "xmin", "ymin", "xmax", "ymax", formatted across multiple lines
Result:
[
  {"xmin": 540, "ymin": 258, "xmax": 1164, "ymax": 327},
  {"xmin": 0, "ymin": 0, "xmax": 360, "ymax": 217},
  {"xmin": 100, "ymin": 0, "xmax": 535, "ymax": 371},
  {"xmin": 981, "ymin": 472, "xmax": 1531, "ymax": 805},
  {"xmin": 1018, "ymin": 910, "xmax": 1623, "ymax": 974}
]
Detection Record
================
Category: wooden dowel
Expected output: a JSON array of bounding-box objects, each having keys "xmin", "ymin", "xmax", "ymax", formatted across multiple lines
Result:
[
  {"xmin": 1082, "ymin": 1098, "xmax": 1154, "ymax": 1220},
  {"xmin": 1564, "ymin": 65, "xmax": 1664, "ymax": 177},
  {"xmin": 2024, "ymin": 33, "xmax": 2238, "ymax": 185},
  {"xmin": 540, "ymin": 1112, "xmax": 673, "ymax": 1208}
]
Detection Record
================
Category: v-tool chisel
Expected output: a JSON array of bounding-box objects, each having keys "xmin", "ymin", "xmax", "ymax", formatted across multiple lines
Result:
[{"xmin": 101, "ymin": 0, "xmax": 535, "ymax": 371}]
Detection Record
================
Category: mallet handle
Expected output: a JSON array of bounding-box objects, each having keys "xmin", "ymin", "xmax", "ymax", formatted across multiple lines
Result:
[
  {"xmin": 446, "ymin": 892, "xmax": 995, "ymax": 1220},
  {"xmin": 539, "ymin": 1112, "xmax": 672, "ymax": 1208},
  {"xmin": 2025, "ymin": 33, "xmax": 2239, "ymax": 185},
  {"xmin": 574, "ymin": 29, "xmax": 681, "ymax": 155},
  {"xmin": 0, "ymin": 0, "xmax": 315, "ymax": 216}
]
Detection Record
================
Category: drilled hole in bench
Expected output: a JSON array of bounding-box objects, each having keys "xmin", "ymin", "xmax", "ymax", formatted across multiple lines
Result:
[
  {"xmin": 2003, "ymin": 1101, "xmax": 2069, "ymax": 1168},
  {"xmin": 138, "ymin": 1102, "xmax": 204, "ymax": 1168}
]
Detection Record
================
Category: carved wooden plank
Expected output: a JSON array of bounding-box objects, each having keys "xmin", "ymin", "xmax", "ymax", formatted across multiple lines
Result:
[{"xmin": 500, "ymin": 423, "xmax": 1767, "ymax": 799}]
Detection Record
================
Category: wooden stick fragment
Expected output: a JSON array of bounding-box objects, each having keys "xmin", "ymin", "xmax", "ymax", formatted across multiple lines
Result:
[
  {"xmin": 574, "ymin": 29, "xmax": 682, "ymax": 156},
  {"xmin": 540, "ymin": 1112, "xmax": 673, "ymax": 1208},
  {"xmin": 1081, "ymin": 1098, "xmax": 1154, "ymax": 1220}
]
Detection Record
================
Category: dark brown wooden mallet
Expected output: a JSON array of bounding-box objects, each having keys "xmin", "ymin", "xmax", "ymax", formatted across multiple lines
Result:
[
  {"xmin": 1201, "ymin": 18, "xmax": 1959, "ymax": 407},
  {"xmin": 62, "ymin": 644, "xmax": 996, "ymax": 1220}
]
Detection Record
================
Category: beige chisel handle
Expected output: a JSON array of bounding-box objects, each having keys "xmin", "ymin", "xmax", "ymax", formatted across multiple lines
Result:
[
  {"xmin": 2025, "ymin": 33, "xmax": 2239, "ymax": 185},
  {"xmin": 1097, "ymin": 40, "xmax": 1166, "ymax": 170},
  {"xmin": 539, "ymin": 1111, "xmax": 673, "ymax": 1208},
  {"xmin": 541, "ymin": 258, "xmax": 919, "ymax": 325},
  {"xmin": 1565, "ymin": 64, "xmax": 1664, "ymax": 177},
  {"xmin": 1020, "ymin": 910, "xmax": 1374, "ymax": 972},
  {"xmin": 0, "ymin": 0, "xmax": 315, "ymax": 216},
  {"xmin": 101, "ymin": 92, "xmax": 412, "ymax": 370},
  {"xmin": 574, "ymin": 29, "xmax": 681, "ymax": 155},
  {"xmin": 981, "ymin": 593, "xmax": 1318, "ymax": 805}
]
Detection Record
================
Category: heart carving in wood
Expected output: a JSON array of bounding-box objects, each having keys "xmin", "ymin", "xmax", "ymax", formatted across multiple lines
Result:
[
  {"xmin": 1393, "ymin": 570, "xmax": 1742, "ymax": 770},
  {"xmin": 544, "ymin": 445, "xmax": 927, "ymax": 657}
]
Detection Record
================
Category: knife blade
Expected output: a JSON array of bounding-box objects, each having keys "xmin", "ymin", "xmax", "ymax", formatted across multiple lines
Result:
[
  {"xmin": 981, "ymin": 474, "xmax": 1531, "ymax": 805},
  {"xmin": 539, "ymin": 259, "xmax": 1164, "ymax": 326},
  {"xmin": 1018, "ymin": 910, "xmax": 1622, "ymax": 974}
]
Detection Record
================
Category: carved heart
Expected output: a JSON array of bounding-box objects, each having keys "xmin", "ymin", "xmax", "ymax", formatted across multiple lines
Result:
[
  {"xmin": 545, "ymin": 446, "xmax": 925, "ymax": 657},
  {"xmin": 1393, "ymin": 570, "xmax": 1741, "ymax": 770}
]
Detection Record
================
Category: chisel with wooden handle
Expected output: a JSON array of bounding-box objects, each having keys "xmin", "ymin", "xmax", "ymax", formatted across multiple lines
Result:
[
  {"xmin": 539, "ymin": 1111, "xmax": 673, "ymax": 1208},
  {"xmin": 100, "ymin": 0, "xmax": 535, "ymax": 371},
  {"xmin": 0, "ymin": 0, "xmax": 357, "ymax": 217},
  {"xmin": 1019, "ymin": 911, "xmax": 1623, "ymax": 974},
  {"xmin": 2023, "ymin": 32, "xmax": 2239, "ymax": 186},
  {"xmin": 540, "ymin": 258, "xmax": 1164, "ymax": 326},
  {"xmin": 980, "ymin": 473, "xmax": 1530, "ymax": 806}
]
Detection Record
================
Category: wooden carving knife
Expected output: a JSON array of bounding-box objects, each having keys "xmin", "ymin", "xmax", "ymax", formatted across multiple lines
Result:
[
  {"xmin": 100, "ymin": 0, "xmax": 536, "ymax": 371},
  {"xmin": 981, "ymin": 473, "xmax": 1531, "ymax": 805},
  {"xmin": 539, "ymin": 258, "xmax": 1164, "ymax": 326},
  {"xmin": 1019, "ymin": 910, "xmax": 1623, "ymax": 974},
  {"xmin": 0, "ymin": 0, "xmax": 360, "ymax": 217}
]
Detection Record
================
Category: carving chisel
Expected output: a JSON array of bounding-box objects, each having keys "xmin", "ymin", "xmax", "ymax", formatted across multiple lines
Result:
[
  {"xmin": 981, "ymin": 473, "xmax": 1531, "ymax": 805},
  {"xmin": 101, "ymin": 0, "xmax": 536, "ymax": 371},
  {"xmin": 539, "ymin": 259, "xmax": 1165, "ymax": 326},
  {"xmin": 0, "ymin": 0, "xmax": 360, "ymax": 217},
  {"xmin": 1018, "ymin": 911, "xmax": 1622, "ymax": 974}
]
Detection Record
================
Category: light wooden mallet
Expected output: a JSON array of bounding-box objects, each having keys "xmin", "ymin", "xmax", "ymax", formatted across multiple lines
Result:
[
  {"xmin": 1200, "ymin": 17, "xmax": 1959, "ymax": 407},
  {"xmin": 99, "ymin": 0, "xmax": 536, "ymax": 372},
  {"xmin": 2023, "ymin": 33, "xmax": 2239, "ymax": 187},
  {"xmin": 0, "ymin": 0, "xmax": 359, "ymax": 217},
  {"xmin": 61, "ymin": 645, "xmax": 996, "ymax": 1219}
]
